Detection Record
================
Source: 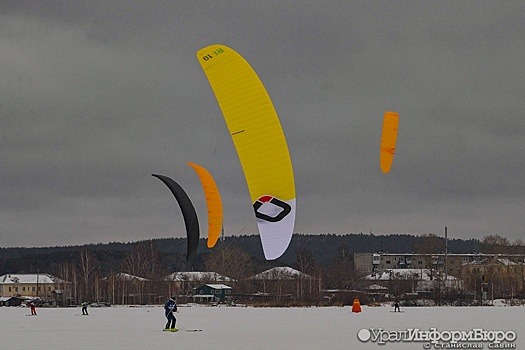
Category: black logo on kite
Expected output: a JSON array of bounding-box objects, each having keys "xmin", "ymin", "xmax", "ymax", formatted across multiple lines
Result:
[{"xmin": 253, "ymin": 195, "xmax": 291, "ymax": 222}]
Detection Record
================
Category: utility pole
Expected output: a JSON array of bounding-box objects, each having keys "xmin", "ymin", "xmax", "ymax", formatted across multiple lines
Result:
[
  {"xmin": 36, "ymin": 269, "xmax": 40, "ymax": 300},
  {"xmin": 444, "ymin": 227, "xmax": 448, "ymax": 301}
]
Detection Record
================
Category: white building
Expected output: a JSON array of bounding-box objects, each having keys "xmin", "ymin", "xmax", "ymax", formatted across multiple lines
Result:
[
  {"xmin": 164, "ymin": 271, "xmax": 233, "ymax": 296},
  {"xmin": 363, "ymin": 268, "xmax": 463, "ymax": 292},
  {"xmin": 164, "ymin": 271, "xmax": 233, "ymax": 282},
  {"xmin": 250, "ymin": 267, "xmax": 312, "ymax": 280},
  {"xmin": 0, "ymin": 273, "xmax": 68, "ymax": 299}
]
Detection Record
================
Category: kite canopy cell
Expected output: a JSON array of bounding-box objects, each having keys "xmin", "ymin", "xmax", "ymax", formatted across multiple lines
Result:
[{"xmin": 196, "ymin": 44, "xmax": 296, "ymax": 260}]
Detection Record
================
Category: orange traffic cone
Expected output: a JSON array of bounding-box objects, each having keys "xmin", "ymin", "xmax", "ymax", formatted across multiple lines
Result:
[{"xmin": 351, "ymin": 298, "xmax": 362, "ymax": 313}]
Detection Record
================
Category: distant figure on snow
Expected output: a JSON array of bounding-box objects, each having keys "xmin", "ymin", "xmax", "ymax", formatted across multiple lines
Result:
[
  {"xmin": 164, "ymin": 297, "xmax": 177, "ymax": 330},
  {"xmin": 394, "ymin": 301, "xmax": 401, "ymax": 312},
  {"xmin": 81, "ymin": 302, "xmax": 89, "ymax": 315},
  {"xmin": 28, "ymin": 301, "xmax": 37, "ymax": 316}
]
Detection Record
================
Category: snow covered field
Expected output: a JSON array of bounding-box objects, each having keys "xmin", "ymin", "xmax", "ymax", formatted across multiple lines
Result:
[{"xmin": 1, "ymin": 304, "xmax": 523, "ymax": 350}]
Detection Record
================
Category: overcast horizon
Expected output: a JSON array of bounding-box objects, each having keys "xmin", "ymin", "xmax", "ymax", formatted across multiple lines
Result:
[{"xmin": 1, "ymin": 1, "xmax": 524, "ymax": 248}]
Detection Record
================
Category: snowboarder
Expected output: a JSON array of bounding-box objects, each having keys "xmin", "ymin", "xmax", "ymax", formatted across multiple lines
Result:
[
  {"xmin": 164, "ymin": 297, "xmax": 177, "ymax": 330},
  {"xmin": 394, "ymin": 301, "xmax": 401, "ymax": 312},
  {"xmin": 81, "ymin": 302, "xmax": 89, "ymax": 315}
]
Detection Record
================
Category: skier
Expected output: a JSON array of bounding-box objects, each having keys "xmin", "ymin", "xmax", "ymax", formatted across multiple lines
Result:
[
  {"xmin": 164, "ymin": 297, "xmax": 177, "ymax": 330},
  {"xmin": 394, "ymin": 301, "xmax": 401, "ymax": 312},
  {"xmin": 81, "ymin": 302, "xmax": 89, "ymax": 315}
]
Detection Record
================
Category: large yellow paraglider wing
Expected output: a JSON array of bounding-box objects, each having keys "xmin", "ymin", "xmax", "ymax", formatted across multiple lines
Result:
[
  {"xmin": 380, "ymin": 111, "xmax": 399, "ymax": 173},
  {"xmin": 187, "ymin": 162, "xmax": 223, "ymax": 248},
  {"xmin": 197, "ymin": 44, "xmax": 295, "ymax": 260}
]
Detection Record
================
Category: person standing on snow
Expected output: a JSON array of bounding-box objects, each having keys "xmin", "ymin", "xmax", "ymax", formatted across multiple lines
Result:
[
  {"xmin": 164, "ymin": 297, "xmax": 177, "ymax": 330},
  {"xmin": 28, "ymin": 301, "xmax": 37, "ymax": 315},
  {"xmin": 81, "ymin": 302, "xmax": 89, "ymax": 315},
  {"xmin": 394, "ymin": 301, "xmax": 401, "ymax": 312}
]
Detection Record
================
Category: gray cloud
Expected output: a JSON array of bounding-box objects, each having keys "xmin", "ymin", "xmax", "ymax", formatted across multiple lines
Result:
[{"xmin": 1, "ymin": 1, "xmax": 524, "ymax": 247}]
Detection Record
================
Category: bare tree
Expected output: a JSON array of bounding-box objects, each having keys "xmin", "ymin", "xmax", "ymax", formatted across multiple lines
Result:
[
  {"xmin": 53, "ymin": 261, "xmax": 75, "ymax": 306},
  {"xmin": 324, "ymin": 256, "xmax": 355, "ymax": 290},
  {"xmin": 414, "ymin": 233, "xmax": 444, "ymax": 254},
  {"xmin": 323, "ymin": 244, "xmax": 355, "ymax": 290},
  {"xmin": 122, "ymin": 241, "xmax": 162, "ymax": 279},
  {"xmin": 104, "ymin": 270, "xmax": 117, "ymax": 305},
  {"xmin": 71, "ymin": 264, "xmax": 79, "ymax": 304},
  {"xmin": 482, "ymin": 235, "xmax": 511, "ymax": 254},
  {"xmin": 204, "ymin": 245, "xmax": 254, "ymax": 281},
  {"xmin": 119, "ymin": 241, "xmax": 165, "ymax": 304},
  {"xmin": 204, "ymin": 245, "xmax": 254, "ymax": 294},
  {"xmin": 78, "ymin": 250, "xmax": 99, "ymax": 302},
  {"xmin": 293, "ymin": 249, "xmax": 319, "ymax": 300},
  {"xmin": 295, "ymin": 249, "xmax": 316, "ymax": 275},
  {"xmin": 511, "ymin": 239, "xmax": 525, "ymax": 255}
]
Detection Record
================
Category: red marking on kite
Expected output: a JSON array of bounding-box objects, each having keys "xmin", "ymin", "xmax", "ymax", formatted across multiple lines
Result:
[{"xmin": 258, "ymin": 195, "xmax": 272, "ymax": 203}]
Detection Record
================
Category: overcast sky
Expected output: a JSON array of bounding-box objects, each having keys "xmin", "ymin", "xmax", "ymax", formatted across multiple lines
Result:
[{"xmin": 1, "ymin": 1, "xmax": 524, "ymax": 248}]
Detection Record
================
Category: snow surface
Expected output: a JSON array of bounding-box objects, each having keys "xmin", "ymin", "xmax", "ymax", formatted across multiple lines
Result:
[{"xmin": 1, "ymin": 304, "xmax": 523, "ymax": 349}]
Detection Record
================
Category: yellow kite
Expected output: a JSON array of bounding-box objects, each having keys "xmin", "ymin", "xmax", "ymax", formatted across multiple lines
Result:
[{"xmin": 196, "ymin": 44, "xmax": 296, "ymax": 260}]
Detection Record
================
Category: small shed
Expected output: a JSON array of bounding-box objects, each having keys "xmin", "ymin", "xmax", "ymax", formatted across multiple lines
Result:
[
  {"xmin": 193, "ymin": 284, "xmax": 232, "ymax": 303},
  {"xmin": 0, "ymin": 296, "xmax": 25, "ymax": 307}
]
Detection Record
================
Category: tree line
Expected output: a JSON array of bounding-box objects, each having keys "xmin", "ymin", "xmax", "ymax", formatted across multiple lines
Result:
[{"xmin": 2, "ymin": 233, "xmax": 523, "ymax": 305}]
